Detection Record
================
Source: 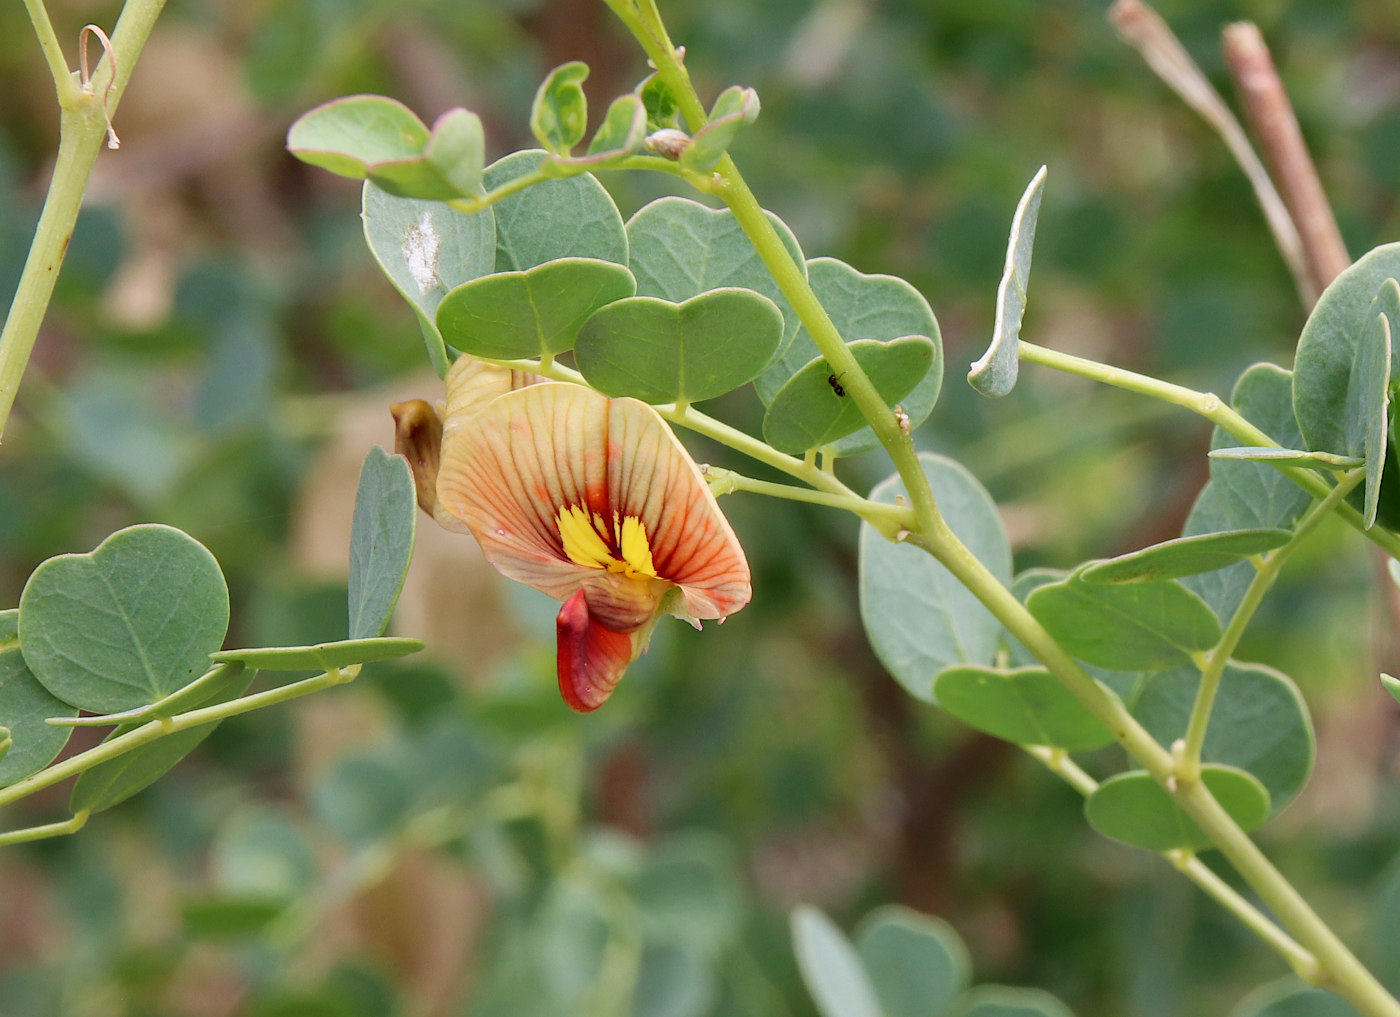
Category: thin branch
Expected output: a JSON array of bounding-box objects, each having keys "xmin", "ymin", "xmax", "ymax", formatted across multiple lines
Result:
[
  {"xmin": 1108, "ymin": 0, "xmax": 1314, "ymax": 305},
  {"xmin": 1222, "ymin": 21, "xmax": 1350, "ymax": 295}
]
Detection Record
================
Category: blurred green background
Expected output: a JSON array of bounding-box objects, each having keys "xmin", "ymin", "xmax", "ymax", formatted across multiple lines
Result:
[{"xmin": 2, "ymin": 0, "xmax": 1399, "ymax": 1014}]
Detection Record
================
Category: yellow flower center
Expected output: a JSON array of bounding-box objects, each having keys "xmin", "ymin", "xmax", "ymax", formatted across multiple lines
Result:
[{"xmin": 557, "ymin": 504, "xmax": 658, "ymax": 580}]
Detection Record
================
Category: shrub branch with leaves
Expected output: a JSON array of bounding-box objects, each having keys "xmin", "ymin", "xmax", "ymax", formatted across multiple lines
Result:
[{"xmin": 3, "ymin": 1, "xmax": 1400, "ymax": 1015}]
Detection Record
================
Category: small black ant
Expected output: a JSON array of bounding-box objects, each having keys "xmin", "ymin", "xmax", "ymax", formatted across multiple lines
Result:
[{"xmin": 827, "ymin": 372, "xmax": 847, "ymax": 397}]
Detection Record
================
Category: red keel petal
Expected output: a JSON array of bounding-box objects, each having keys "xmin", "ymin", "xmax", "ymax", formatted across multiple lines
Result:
[{"xmin": 556, "ymin": 589, "xmax": 636, "ymax": 712}]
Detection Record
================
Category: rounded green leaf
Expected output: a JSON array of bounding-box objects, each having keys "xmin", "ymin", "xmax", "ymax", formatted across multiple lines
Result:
[
  {"xmin": 859, "ymin": 453, "xmax": 1012, "ymax": 703},
  {"xmin": 955, "ymin": 987, "xmax": 1076, "ymax": 1017},
  {"xmin": 680, "ymin": 86, "xmax": 760, "ymax": 173},
  {"xmin": 1295, "ymin": 247, "xmax": 1400, "ymax": 454},
  {"xmin": 1026, "ymin": 574, "xmax": 1221, "ymax": 672},
  {"xmin": 855, "ymin": 905, "xmax": 970, "ymax": 1017},
  {"xmin": 791, "ymin": 906, "xmax": 883, "ymax": 1017},
  {"xmin": 1229, "ymin": 978, "xmax": 1364, "ymax": 1017},
  {"xmin": 531, "ymin": 61, "xmax": 589, "ymax": 155},
  {"xmin": 286, "ymin": 94, "xmax": 429, "ymax": 179},
  {"xmin": 637, "ymin": 72, "xmax": 680, "ymax": 131},
  {"xmin": 349, "ymin": 446, "xmax": 418, "ymax": 640},
  {"xmin": 577, "ymin": 94, "xmax": 647, "ymax": 165},
  {"xmin": 756, "ymin": 257, "xmax": 942, "ymax": 455},
  {"xmin": 1295, "ymin": 249, "xmax": 1400, "ymax": 530},
  {"xmin": 1079, "ymin": 529, "xmax": 1292, "ymax": 584},
  {"xmin": 69, "ymin": 663, "xmax": 255, "ymax": 814},
  {"xmin": 763, "ymin": 337, "xmax": 936, "ymax": 454},
  {"xmin": 1132, "ymin": 663, "xmax": 1313, "ymax": 816},
  {"xmin": 365, "ymin": 107, "xmax": 486, "ymax": 201},
  {"xmin": 0, "ymin": 641, "xmax": 72, "ymax": 787},
  {"xmin": 424, "ymin": 107, "xmax": 485, "ymax": 195},
  {"xmin": 1002, "ymin": 570, "xmax": 1143, "ymax": 704},
  {"xmin": 1084, "ymin": 765, "xmax": 1269, "ymax": 851},
  {"xmin": 19, "ymin": 524, "xmax": 230, "ymax": 713},
  {"xmin": 484, "ymin": 150, "xmax": 628, "ymax": 271},
  {"xmin": 933, "ymin": 666, "xmax": 1114, "ymax": 750},
  {"xmin": 969, "ymin": 165, "xmax": 1046, "ymax": 399},
  {"xmin": 436, "ymin": 258, "xmax": 636, "ymax": 359},
  {"xmin": 576, "ymin": 289, "xmax": 783, "ymax": 404},
  {"xmin": 626, "ymin": 196, "xmax": 806, "ymax": 356},
  {"xmin": 362, "ymin": 180, "xmax": 496, "ymax": 375},
  {"xmin": 212, "ymin": 637, "xmax": 424, "ymax": 672}
]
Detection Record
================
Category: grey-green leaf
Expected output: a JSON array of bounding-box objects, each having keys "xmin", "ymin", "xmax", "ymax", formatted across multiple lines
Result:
[
  {"xmin": 859, "ymin": 453, "xmax": 1012, "ymax": 703},
  {"xmin": 531, "ymin": 61, "xmax": 590, "ymax": 156},
  {"xmin": 1295, "ymin": 247, "xmax": 1400, "ymax": 456},
  {"xmin": 286, "ymin": 94, "xmax": 429, "ymax": 179},
  {"xmin": 1085, "ymin": 765, "xmax": 1270, "ymax": 851},
  {"xmin": 1383, "ymin": 673, "xmax": 1400, "ymax": 706},
  {"xmin": 756, "ymin": 257, "xmax": 943, "ymax": 455},
  {"xmin": 933, "ymin": 666, "xmax": 1114, "ymax": 750},
  {"xmin": 349, "ymin": 446, "xmax": 418, "ymax": 640},
  {"xmin": 969, "ymin": 165, "xmax": 1046, "ymax": 398},
  {"xmin": 575, "ymin": 288, "xmax": 783, "ymax": 404},
  {"xmin": 436, "ymin": 258, "xmax": 636, "ymax": 359},
  {"xmin": 362, "ymin": 180, "xmax": 495, "ymax": 376},
  {"xmin": 422, "ymin": 107, "xmax": 486, "ymax": 197},
  {"xmin": 484, "ymin": 150, "xmax": 628, "ymax": 272},
  {"xmin": 1133, "ymin": 663, "xmax": 1314, "ymax": 815},
  {"xmin": 626, "ymin": 196, "xmax": 805, "ymax": 356},
  {"xmin": 855, "ymin": 906, "xmax": 970, "ymax": 1017},
  {"xmin": 791, "ymin": 906, "xmax": 883, "ymax": 1017},
  {"xmin": 763, "ymin": 337, "xmax": 936, "ymax": 454},
  {"xmin": 0, "ymin": 639, "xmax": 72, "ymax": 787},
  {"xmin": 1079, "ymin": 529, "xmax": 1291, "ymax": 584},
  {"xmin": 212, "ymin": 637, "xmax": 424, "ymax": 672},
  {"xmin": 1026, "ymin": 573, "xmax": 1221, "ymax": 672},
  {"xmin": 368, "ymin": 108, "xmax": 486, "ymax": 201},
  {"xmin": 1350, "ymin": 306, "xmax": 1392, "ymax": 527},
  {"xmin": 19, "ymin": 524, "xmax": 230, "ymax": 714},
  {"xmin": 69, "ymin": 662, "xmax": 254, "ymax": 814}
]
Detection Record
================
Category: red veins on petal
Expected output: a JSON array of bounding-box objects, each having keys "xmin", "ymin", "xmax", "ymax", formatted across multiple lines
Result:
[{"xmin": 556, "ymin": 589, "xmax": 636, "ymax": 712}]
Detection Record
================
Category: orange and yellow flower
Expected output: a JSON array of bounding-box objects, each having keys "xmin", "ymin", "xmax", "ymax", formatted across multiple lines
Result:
[{"xmin": 394, "ymin": 357, "xmax": 750, "ymax": 711}]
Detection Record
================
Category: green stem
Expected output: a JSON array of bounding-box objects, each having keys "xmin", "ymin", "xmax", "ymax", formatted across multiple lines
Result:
[
  {"xmin": 22, "ymin": 0, "xmax": 79, "ymax": 103},
  {"xmin": 1170, "ymin": 849, "xmax": 1320, "ymax": 980},
  {"xmin": 1025, "ymin": 745, "xmax": 1317, "ymax": 977},
  {"xmin": 0, "ymin": 665, "xmax": 357, "ymax": 814},
  {"xmin": 1017, "ymin": 341, "xmax": 1400, "ymax": 559},
  {"xmin": 0, "ymin": 808, "xmax": 88, "ymax": 846},
  {"xmin": 1179, "ymin": 469, "xmax": 1365, "ymax": 779},
  {"xmin": 704, "ymin": 466, "xmax": 914, "ymax": 531},
  {"xmin": 910, "ymin": 517, "xmax": 1399, "ymax": 1016},
  {"xmin": 0, "ymin": 0, "xmax": 168, "ymax": 442},
  {"xmin": 611, "ymin": 2, "xmax": 941, "ymax": 535}
]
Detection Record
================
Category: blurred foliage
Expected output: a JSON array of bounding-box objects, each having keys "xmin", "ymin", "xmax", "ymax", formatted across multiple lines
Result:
[{"xmin": 1, "ymin": 1, "xmax": 1399, "ymax": 1015}]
